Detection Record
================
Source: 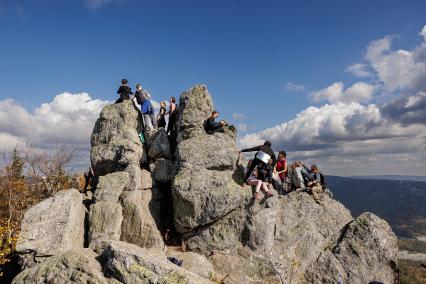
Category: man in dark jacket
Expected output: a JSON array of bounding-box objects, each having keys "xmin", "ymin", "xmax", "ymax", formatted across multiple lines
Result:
[
  {"xmin": 204, "ymin": 111, "xmax": 226, "ymax": 134},
  {"xmin": 241, "ymin": 141, "xmax": 276, "ymax": 182},
  {"xmin": 115, "ymin": 79, "xmax": 133, "ymax": 104}
]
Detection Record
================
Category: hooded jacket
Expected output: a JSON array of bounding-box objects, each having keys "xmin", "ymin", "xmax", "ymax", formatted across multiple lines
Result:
[{"xmin": 117, "ymin": 85, "xmax": 132, "ymax": 101}]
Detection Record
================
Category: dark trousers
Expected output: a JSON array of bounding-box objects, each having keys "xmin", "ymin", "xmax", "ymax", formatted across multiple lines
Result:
[
  {"xmin": 244, "ymin": 157, "xmax": 264, "ymax": 181},
  {"xmin": 208, "ymin": 127, "xmax": 225, "ymax": 134}
]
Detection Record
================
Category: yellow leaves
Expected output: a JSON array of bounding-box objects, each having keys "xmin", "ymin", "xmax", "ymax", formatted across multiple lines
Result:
[
  {"xmin": 0, "ymin": 222, "xmax": 19, "ymax": 276},
  {"xmin": 0, "ymin": 147, "xmax": 78, "ymax": 279}
]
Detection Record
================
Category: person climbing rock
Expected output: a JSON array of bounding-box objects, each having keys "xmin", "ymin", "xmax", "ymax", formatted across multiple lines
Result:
[
  {"xmin": 115, "ymin": 79, "xmax": 133, "ymax": 104},
  {"xmin": 241, "ymin": 140, "xmax": 276, "ymax": 182},
  {"xmin": 134, "ymin": 84, "xmax": 149, "ymax": 105},
  {"xmin": 245, "ymin": 160, "xmax": 273, "ymax": 200},
  {"xmin": 204, "ymin": 110, "xmax": 227, "ymax": 134}
]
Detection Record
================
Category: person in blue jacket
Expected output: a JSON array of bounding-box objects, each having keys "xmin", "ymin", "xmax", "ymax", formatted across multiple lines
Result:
[{"xmin": 141, "ymin": 93, "xmax": 155, "ymax": 131}]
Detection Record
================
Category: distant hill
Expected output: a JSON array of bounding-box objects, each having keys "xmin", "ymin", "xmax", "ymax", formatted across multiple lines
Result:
[
  {"xmin": 350, "ymin": 175, "xmax": 426, "ymax": 182},
  {"xmin": 327, "ymin": 175, "xmax": 426, "ymax": 238}
]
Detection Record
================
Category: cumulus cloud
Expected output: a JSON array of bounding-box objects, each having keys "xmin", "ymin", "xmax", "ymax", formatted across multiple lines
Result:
[
  {"xmin": 239, "ymin": 92, "xmax": 426, "ymax": 175},
  {"xmin": 350, "ymin": 26, "xmax": 426, "ymax": 94},
  {"xmin": 240, "ymin": 25, "xmax": 426, "ymax": 175},
  {"xmin": 345, "ymin": 63, "xmax": 372, "ymax": 77},
  {"xmin": 382, "ymin": 91, "xmax": 426, "ymax": 125},
  {"xmin": 0, "ymin": 93, "xmax": 108, "ymax": 168},
  {"xmin": 284, "ymin": 82, "xmax": 306, "ymax": 93},
  {"xmin": 311, "ymin": 82, "xmax": 376, "ymax": 103}
]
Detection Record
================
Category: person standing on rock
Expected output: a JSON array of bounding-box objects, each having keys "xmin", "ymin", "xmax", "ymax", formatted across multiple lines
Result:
[
  {"xmin": 240, "ymin": 141, "xmax": 276, "ymax": 183},
  {"xmin": 141, "ymin": 96, "xmax": 156, "ymax": 131},
  {"xmin": 167, "ymin": 97, "xmax": 178, "ymax": 158},
  {"xmin": 168, "ymin": 96, "xmax": 177, "ymax": 115},
  {"xmin": 204, "ymin": 110, "xmax": 227, "ymax": 134},
  {"xmin": 135, "ymin": 84, "xmax": 156, "ymax": 131},
  {"xmin": 157, "ymin": 101, "xmax": 167, "ymax": 128},
  {"xmin": 115, "ymin": 79, "xmax": 133, "ymax": 104}
]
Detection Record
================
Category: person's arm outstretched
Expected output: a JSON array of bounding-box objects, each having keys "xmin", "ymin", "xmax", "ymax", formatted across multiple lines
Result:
[{"xmin": 240, "ymin": 145, "xmax": 261, "ymax": 153}]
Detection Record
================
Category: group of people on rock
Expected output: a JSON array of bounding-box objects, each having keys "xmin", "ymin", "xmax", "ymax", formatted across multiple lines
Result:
[
  {"xmin": 113, "ymin": 80, "xmax": 330, "ymax": 204},
  {"xmin": 115, "ymin": 79, "xmax": 179, "ymax": 139},
  {"xmin": 240, "ymin": 141, "xmax": 330, "ymax": 203}
]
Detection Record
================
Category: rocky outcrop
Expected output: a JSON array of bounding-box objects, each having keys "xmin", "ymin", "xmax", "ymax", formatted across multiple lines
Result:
[
  {"xmin": 91, "ymin": 101, "xmax": 143, "ymax": 191},
  {"xmin": 99, "ymin": 241, "xmax": 213, "ymax": 284},
  {"xmin": 16, "ymin": 189, "xmax": 85, "ymax": 268},
  {"xmin": 93, "ymin": 171, "xmax": 129, "ymax": 202},
  {"xmin": 12, "ymin": 249, "xmax": 109, "ymax": 284},
  {"xmin": 172, "ymin": 85, "xmax": 247, "ymax": 233},
  {"xmin": 119, "ymin": 189, "xmax": 165, "ymax": 250},
  {"xmin": 12, "ymin": 85, "xmax": 399, "ymax": 284},
  {"xmin": 89, "ymin": 202, "xmax": 123, "ymax": 243}
]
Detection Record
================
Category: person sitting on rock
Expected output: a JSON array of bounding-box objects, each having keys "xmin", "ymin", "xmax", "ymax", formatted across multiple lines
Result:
[
  {"xmin": 115, "ymin": 79, "xmax": 133, "ymax": 104},
  {"xmin": 241, "ymin": 140, "xmax": 276, "ymax": 183},
  {"xmin": 302, "ymin": 163, "xmax": 332, "ymax": 201},
  {"xmin": 204, "ymin": 110, "xmax": 227, "ymax": 134},
  {"xmin": 157, "ymin": 101, "xmax": 167, "ymax": 128},
  {"xmin": 245, "ymin": 160, "xmax": 273, "ymax": 200},
  {"xmin": 290, "ymin": 161, "xmax": 307, "ymax": 191},
  {"xmin": 296, "ymin": 161, "xmax": 324, "ymax": 203},
  {"xmin": 273, "ymin": 151, "xmax": 288, "ymax": 193}
]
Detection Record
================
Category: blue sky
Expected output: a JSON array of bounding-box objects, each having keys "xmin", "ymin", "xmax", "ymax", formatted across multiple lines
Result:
[{"xmin": 1, "ymin": 0, "xmax": 426, "ymax": 175}]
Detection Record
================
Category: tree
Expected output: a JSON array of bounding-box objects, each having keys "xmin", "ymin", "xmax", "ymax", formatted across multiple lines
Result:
[{"xmin": 0, "ymin": 146, "xmax": 81, "ymax": 278}]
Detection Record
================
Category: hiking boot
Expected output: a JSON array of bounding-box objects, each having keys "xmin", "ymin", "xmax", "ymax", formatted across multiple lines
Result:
[{"xmin": 265, "ymin": 191, "xmax": 273, "ymax": 198}]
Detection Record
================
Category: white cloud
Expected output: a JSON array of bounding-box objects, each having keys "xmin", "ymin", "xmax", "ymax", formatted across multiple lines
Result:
[
  {"xmin": 357, "ymin": 27, "xmax": 426, "ymax": 93},
  {"xmin": 284, "ymin": 82, "xmax": 306, "ymax": 93},
  {"xmin": 0, "ymin": 93, "xmax": 109, "ymax": 168},
  {"xmin": 85, "ymin": 0, "xmax": 118, "ymax": 9},
  {"xmin": 233, "ymin": 112, "xmax": 246, "ymax": 121},
  {"xmin": 238, "ymin": 94, "xmax": 426, "ymax": 175},
  {"xmin": 419, "ymin": 25, "xmax": 426, "ymax": 40},
  {"xmin": 237, "ymin": 123, "xmax": 248, "ymax": 133},
  {"xmin": 345, "ymin": 63, "xmax": 371, "ymax": 77},
  {"xmin": 311, "ymin": 82, "xmax": 376, "ymax": 103}
]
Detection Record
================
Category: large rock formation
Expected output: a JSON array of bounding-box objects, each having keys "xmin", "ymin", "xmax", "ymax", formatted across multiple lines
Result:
[
  {"xmin": 15, "ymin": 189, "xmax": 86, "ymax": 269},
  {"xmin": 12, "ymin": 85, "xmax": 399, "ymax": 283}
]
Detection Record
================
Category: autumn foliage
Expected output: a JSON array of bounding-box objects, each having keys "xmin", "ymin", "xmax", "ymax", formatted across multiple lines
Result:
[{"xmin": 0, "ymin": 147, "xmax": 81, "ymax": 277}]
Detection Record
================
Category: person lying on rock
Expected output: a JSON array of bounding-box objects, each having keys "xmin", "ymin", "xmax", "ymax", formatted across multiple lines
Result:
[
  {"xmin": 115, "ymin": 78, "xmax": 133, "ymax": 104},
  {"xmin": 245, "ymin": 160, "xmax": 273, "ymax": 200},
  {"xmin": 240, "ymin": 140, "xmax": 276, "ymax": 183},
  {"xmin": 204, "ymin": 110, "xmax": 227, "ymax": 134}
]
